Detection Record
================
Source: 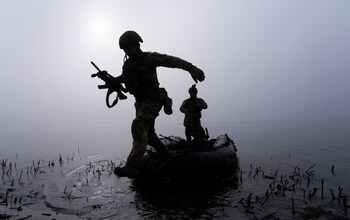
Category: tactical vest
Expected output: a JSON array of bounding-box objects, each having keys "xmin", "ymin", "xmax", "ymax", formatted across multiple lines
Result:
[{"xmin": 122, "ymin": 52, "xmax": 160, "ymax": 101}]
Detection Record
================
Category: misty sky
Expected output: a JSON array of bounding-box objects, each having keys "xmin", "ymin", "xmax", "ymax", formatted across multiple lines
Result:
[{"xmin": 1, "ymin": 0, "xmax": 350, "ymax": 133}]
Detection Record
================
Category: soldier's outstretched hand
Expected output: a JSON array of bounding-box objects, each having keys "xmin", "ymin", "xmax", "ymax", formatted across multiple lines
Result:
[{"xmin": 189, "ymin": 67, "xmax": 205, "ymax": 83}]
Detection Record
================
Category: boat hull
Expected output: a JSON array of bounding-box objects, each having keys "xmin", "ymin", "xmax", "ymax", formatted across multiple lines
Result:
[{"xmin": 139, "ymin": 134, "xmax": 239, "ymax": 184}]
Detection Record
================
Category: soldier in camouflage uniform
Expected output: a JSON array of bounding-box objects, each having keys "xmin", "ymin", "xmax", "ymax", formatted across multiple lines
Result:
[
  {"xmin": 180, "ymin": 84, "xmax": 208, "ymax": 145},
  {"xmin": 113, "ymin": 31, "xmax": 205, "ymax": 178}
]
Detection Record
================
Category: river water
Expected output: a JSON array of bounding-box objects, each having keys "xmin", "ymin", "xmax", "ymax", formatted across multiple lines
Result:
[{"xmin": 1, "ymin": 120, "xmax": 349, "ymax": 219}]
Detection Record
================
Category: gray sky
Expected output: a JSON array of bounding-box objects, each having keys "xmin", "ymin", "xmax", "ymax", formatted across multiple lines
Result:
[{"xmin": 1, "ymin": 0, "xmax": 350, "ymax": 133}]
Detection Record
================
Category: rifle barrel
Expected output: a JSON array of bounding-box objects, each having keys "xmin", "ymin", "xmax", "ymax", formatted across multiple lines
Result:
[{"xmin": 91, "ymin": 61, "xmax": 101, "ymax": 72}]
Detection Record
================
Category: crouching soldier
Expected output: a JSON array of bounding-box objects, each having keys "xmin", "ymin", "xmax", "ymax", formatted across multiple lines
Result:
[{"xmin": 180, "ymin": 85, "xmax": 208, "ymax": 145}]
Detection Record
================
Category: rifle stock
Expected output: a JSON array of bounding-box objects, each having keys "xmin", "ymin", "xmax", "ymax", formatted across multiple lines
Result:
[{"xmin": 97, "ymin": 85, "xmax": 109, "ymax": 89}]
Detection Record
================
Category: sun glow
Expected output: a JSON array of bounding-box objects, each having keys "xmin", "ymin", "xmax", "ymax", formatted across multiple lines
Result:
[
  {"xmin": 91, "ymin": 16, "xmax": 109, "ymax": 33},
  {"xmin": 86, "ymin": 14, "xmax": 115, "ymax": 46}
]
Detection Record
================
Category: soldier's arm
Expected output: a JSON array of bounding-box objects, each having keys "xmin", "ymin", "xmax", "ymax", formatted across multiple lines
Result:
[
  {"xmin": 202, "ymin": 99, "xmax": 208, "ymax": 109},
  {"xmin": 113, "ymin": 64, "xmax": 126, "ymax": 84},
  {"xmin": 150, "ymin": 52, "xmax": 193, "ymax": 70},
  {"xmin": 114, "ymin": 73, "xmax": 125, "ymax": 83},
  {"xmin": 150, "ymin": 52, "xmax": 205, "ymax": 82},
  {"xmin": 197, "ymin": 98, "xmax": 208, "ymax": 109},
  {"xmin": 180, "ymin": 100, "xmax": 189, "ymax": 113}
]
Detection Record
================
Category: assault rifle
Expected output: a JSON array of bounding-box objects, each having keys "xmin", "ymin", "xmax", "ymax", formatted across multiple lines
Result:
[{"xmin": 90, "ymin": 61, "xmax": 127, "ymax": 108}]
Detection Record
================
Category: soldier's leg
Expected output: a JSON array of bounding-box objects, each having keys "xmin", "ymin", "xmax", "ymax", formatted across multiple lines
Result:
[
  {"xmin": 147, "ymin": 123, "xmax": 169, "ymax": 157},
  {"xmin": 192, "ymin": 119, "xmax": 203, "ymax": 144},
  {"xmin": 183, "ymin": 118, "xmax": 192, "ymax": 143},
  {"xmin": 126, "ymin": 101, "xmax": 162, "ymax": 168},
  {"xmin": 145, "ymin": 100, "xmax": 170, "ymax": 157},
  {"xmin": 185, "ymin": 126, "xmax": 192, "ymax": 143},
  {"xmin": 126, "ymin": 118, "xmax": 148, "ymax": 169},
  {"xmin": 200, "ymin": 126, "xmax": 206, "ymax": 140}
]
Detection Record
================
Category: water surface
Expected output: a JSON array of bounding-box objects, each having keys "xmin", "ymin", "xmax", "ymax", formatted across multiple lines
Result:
[{"xmin": 1, "ymin": 120, "xmax": 349, "ymax": 219}]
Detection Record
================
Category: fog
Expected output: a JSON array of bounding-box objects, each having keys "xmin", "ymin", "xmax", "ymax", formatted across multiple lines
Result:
[{"xmin": 1, "ymin": 0, "xmax": 350, "ymax": 136}]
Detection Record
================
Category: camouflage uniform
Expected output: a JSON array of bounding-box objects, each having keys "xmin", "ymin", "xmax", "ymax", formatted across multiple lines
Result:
[
  {"xmin": 118, "ymin": 51, "xmax": 195, "ymax": 168},
  {"xmin": 180, "ymin": 97, "xmax": 208, "ymax": 143}
]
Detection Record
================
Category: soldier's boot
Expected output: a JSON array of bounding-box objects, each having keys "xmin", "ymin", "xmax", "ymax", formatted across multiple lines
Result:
[
  {"xmin": 114, "ymin": 164, "xmax": 141, "ymax": 179},
  {"xmin": 114, "ymin": 142, "xmax": 145, "ymax": 179}
]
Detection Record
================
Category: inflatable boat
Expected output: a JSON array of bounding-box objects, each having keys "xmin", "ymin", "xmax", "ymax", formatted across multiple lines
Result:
[{"xmin": 139, "ymin": 134, "xmax": 239, "ymax": 184}]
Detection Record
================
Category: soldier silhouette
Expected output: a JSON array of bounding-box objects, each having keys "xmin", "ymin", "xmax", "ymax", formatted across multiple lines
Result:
[
  {"xmin": 180, "ymin": 84, "xmax": 208, "ymax": 145},
  {"xmin": 111, "ymin": 31, "xmax": 205, "ymax": 178}
]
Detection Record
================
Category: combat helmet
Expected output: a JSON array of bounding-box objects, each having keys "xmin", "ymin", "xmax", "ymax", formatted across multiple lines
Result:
[
  {"xmin": 188, "ymin": 84, "xmax": 198, "ymax": 94},
  {"xmin": 119, "ymin": 30, "xmax": 143, "ymax": 49}
]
